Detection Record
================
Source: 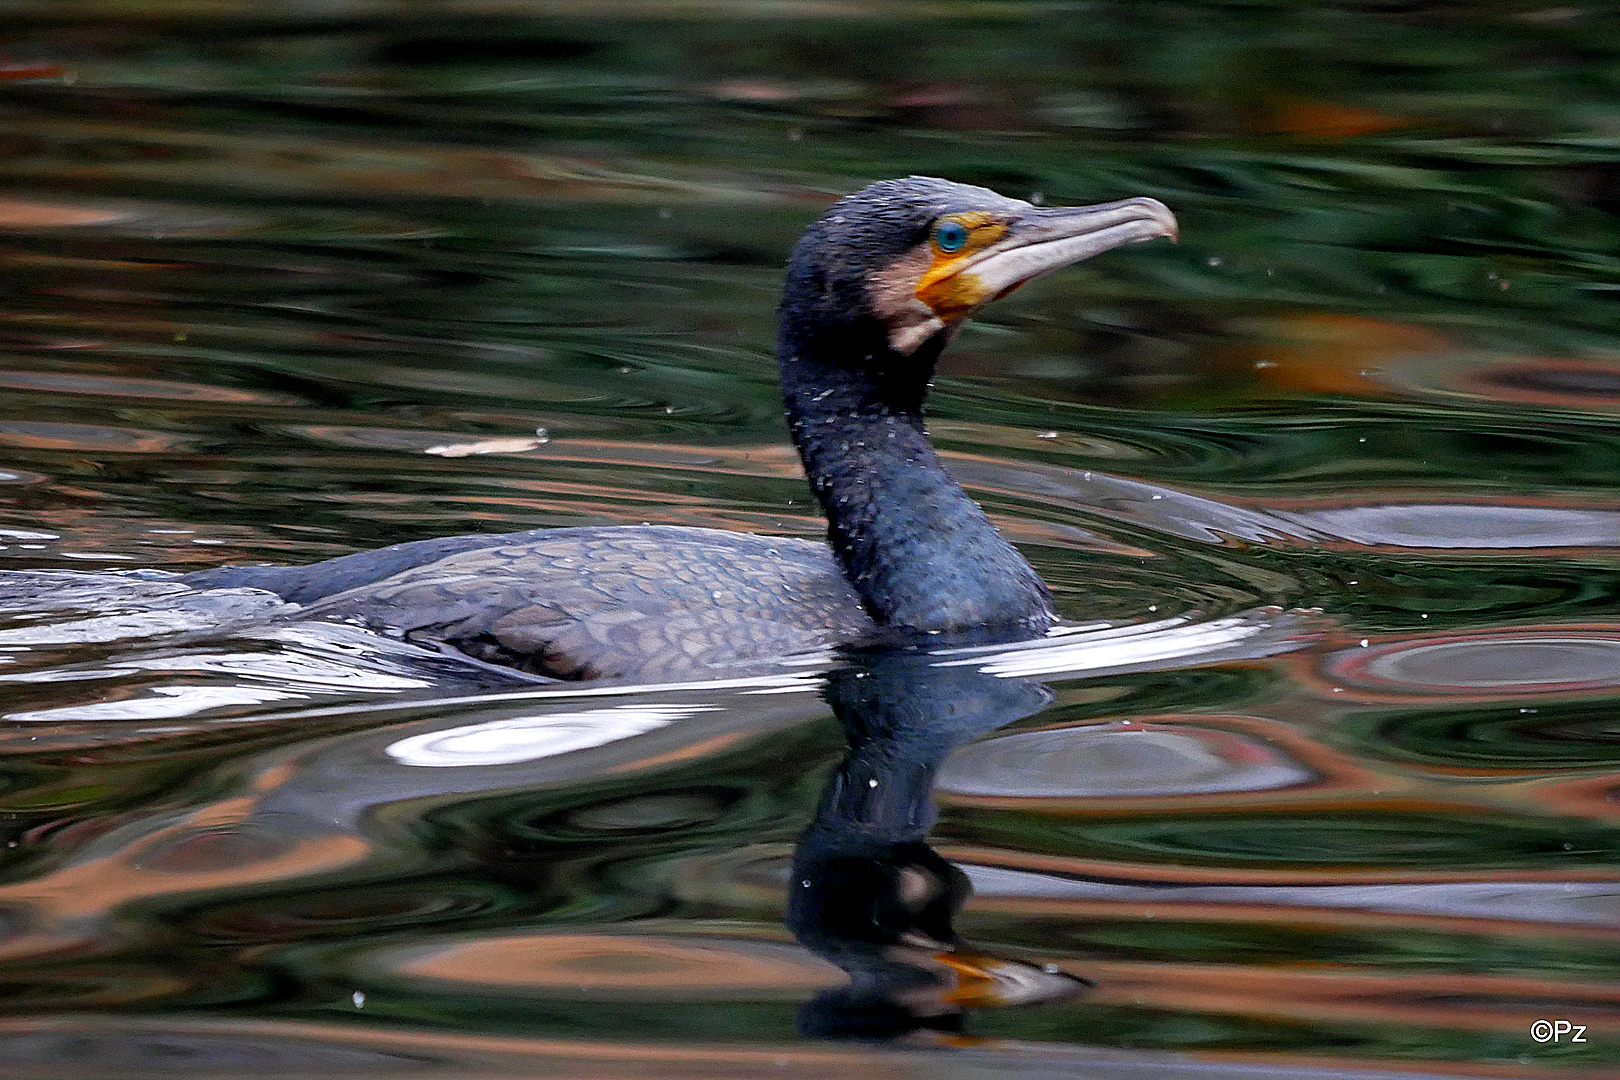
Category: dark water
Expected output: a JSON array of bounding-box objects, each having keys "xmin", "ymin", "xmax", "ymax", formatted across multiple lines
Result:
[{"xmin": 1, "ymin": 4, "xmax": 1618, "ymax": 1076}]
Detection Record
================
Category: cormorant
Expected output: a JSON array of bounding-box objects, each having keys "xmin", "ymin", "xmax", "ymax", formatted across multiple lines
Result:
[{"xmin": 183, "ymin": 178, "xmax": 1177, "ymax": 681}]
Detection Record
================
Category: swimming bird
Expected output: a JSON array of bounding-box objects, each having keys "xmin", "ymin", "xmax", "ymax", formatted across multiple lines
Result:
[{"xmin": 183, "ymin": 178, "xmax": 1176, "ymax": 681}]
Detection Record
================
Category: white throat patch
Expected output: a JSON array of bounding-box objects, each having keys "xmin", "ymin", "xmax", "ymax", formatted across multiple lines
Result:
[{"xmin": 865, "ymin": 246, "xmax": 947, "ymax": 356}]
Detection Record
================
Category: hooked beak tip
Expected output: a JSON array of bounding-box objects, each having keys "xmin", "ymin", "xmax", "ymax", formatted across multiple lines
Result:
[{"xmin": 1125, "ymin": 196, "xmax": 1178, "ymax": 243}]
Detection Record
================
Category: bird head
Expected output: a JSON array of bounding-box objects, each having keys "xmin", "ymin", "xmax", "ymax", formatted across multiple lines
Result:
[{"xmin": 784, "ymin": 177, "xmax": 1177, "ymax": 358}]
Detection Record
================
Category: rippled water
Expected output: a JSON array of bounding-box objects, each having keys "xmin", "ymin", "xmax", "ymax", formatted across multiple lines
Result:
[{"xmin": 0, "ymin": 4, "xmax": 1617, "ymax": 1076}]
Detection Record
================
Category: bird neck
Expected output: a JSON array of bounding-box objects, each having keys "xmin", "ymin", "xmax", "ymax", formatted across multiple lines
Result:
[{"xmin": 778, "ymin": 338, "xmax": 1055, "ymax": 635}]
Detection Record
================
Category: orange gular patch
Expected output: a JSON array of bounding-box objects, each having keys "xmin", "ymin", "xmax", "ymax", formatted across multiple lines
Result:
[{"xmin": 915, "ymin": 213, "xmax": 1009, "ymax": 323}]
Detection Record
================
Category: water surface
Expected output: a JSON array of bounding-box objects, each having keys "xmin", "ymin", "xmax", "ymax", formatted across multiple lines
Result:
[{"xmin": 0, "ymin": 4, "xmax": 1617, "ymax": 1076}]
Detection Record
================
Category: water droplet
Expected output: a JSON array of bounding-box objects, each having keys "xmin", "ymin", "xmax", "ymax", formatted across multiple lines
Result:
[{"xmin": 352, "ymin": 991, "xmax": 366, "ymax": 1008}]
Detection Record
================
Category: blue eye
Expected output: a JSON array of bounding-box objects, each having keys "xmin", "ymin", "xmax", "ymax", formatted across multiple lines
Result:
[{"xmin": 934, "ymin": 221, "xmax": 969, "ymax": 252}]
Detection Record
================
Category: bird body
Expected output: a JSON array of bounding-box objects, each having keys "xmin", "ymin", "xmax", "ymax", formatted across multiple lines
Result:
[
  {"xmin": 308, "ymin": 527, "xmax": 870, "ymax": 680},
  {"xmin": 184, "ymin": 178, "xmax": 1176, "ymax": 681}
]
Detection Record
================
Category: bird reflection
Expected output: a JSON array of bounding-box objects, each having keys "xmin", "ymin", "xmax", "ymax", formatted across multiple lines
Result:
[{"xmin": 788, "ymin": 645, "xmax": 1085, "ymax": 1039}]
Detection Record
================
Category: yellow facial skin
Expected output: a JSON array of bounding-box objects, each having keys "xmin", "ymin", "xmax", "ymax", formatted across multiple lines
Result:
[{"xmin": 914, "ymin": 212, "xmax": 1011, "ymax": 323}]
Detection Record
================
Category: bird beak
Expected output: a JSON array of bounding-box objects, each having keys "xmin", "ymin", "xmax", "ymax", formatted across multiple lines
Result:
[
  {"xmin": 915, "ymin": 197, "xmax": 1177, "ymax": 322},
  {"xmin": 974, "ymin": 197, "xmax": 1178, "ymax": 302}
]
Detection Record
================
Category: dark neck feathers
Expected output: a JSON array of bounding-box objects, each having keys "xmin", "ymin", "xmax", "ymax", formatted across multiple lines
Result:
[{"xmin": 777, "ymin": 261, "xmax": 1054, "ymax": 634}]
